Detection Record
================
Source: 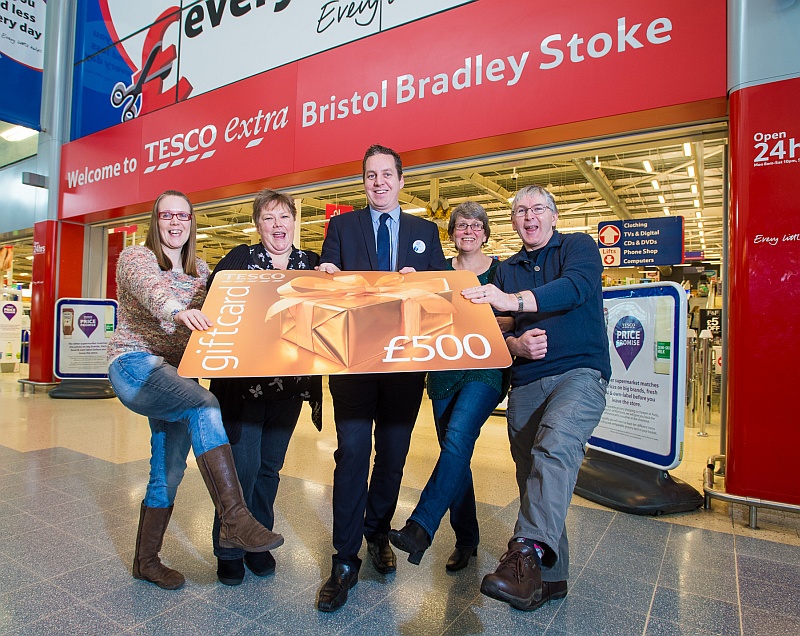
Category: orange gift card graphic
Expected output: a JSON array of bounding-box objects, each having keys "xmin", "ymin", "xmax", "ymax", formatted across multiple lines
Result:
[{"xmin": 178, "ymin": 270, "xmax": 512, "ymax": 378}]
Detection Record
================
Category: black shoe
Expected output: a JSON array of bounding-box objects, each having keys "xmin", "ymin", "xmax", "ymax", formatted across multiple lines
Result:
[
  {"xmin": 317, "ymin": 563, "xmax": 358, "ymax": 612},
  {"xmin": 217, "ymin": 557, "xmax": 245, "ymax": 586},
  {"xmin": 445, "ymin": 546, "xmax": 478, "ymax": 572},
  {"xmin": 244, "ymin": 551, "xmax": 276, "ymax": 577},
  {"xmin": 388, "ymin": 521, "xmax": 431, "ymax": 565},
  {"xmin": 366, "ymin": 534, "xmax": 396, "ymax": 574}
]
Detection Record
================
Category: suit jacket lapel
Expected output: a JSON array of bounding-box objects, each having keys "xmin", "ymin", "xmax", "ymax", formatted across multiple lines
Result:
[
  {"xmin": 358, "ymin": 208, "xmax": 379, "ymax": 270},
  {"xmin": 397, "ymin": 213, "xmax": 412, "ymax": 270}
]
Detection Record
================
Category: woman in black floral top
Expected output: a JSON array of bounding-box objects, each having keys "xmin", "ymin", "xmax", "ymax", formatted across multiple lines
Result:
[{"xmin": 207, "ymin": 189, "xmax": 321, "ymax": 585}]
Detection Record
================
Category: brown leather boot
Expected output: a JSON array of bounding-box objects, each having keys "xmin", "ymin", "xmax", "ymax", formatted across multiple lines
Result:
[
  {"xmin": 196, "ymin": 444, "xmax": 284, "ymax": 553},
  {"xmin": 132, "ymin": 503, "xmax": 185, "ymax": 590}
]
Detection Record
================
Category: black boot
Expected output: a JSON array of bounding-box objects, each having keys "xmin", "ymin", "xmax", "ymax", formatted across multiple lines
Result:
[
  {"xmin": 217, "ymin": 557, "xmax": 245, "ymax": 586},
  {"xmin": 389, "ymin": 520, "xmax": 431, "ymax": 565},
  {"xmin": 446, "ymin": 546, "xmax": 478, "ymax": 572}
]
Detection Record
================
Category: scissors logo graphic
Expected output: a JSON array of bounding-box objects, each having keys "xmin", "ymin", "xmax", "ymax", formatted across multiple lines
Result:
[{"xmin": 108, "ymin": 8, "xmax": 192, "ymax": 123}]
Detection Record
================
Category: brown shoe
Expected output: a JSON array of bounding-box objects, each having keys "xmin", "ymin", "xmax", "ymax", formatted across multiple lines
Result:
[
  {"xmin": 133, "ymin": 502, "xmax": 185, "ymax": 590},
  {"xmin": 480, "ymin": 541, "xmax": 543, "ymax": 611},
  {"xmin": 196, "ymin": 444, "xmax": 284, "ymax": 553},
  {"xmin": 366, "ymin": 534, "xmax": 396, "ymax": 574}
]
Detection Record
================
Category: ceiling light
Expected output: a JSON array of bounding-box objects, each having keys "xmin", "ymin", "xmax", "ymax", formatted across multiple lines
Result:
[
  {"xmin": 651, "ymin": 179, "xmax": 660, "ymax": 190},
  {"xmin": 698, "ymin": 222, "xmax": 704, "ymax": 228},
  {"xmin": 195, "ymin": 233, "xmax": 209, "ymax": 240},
  {"xmin": 657, "ymin": 195, "xmax": 665, "ymax": 204},
  {"xmin": 691, "ymin": 184, "xmax": 698, "ymax": 194},
  {"xmin": 242, "ymin": 227, "xmax": 257, "ymax": 233},
  {"xmin": 683, "ymin": 142, "xmax": 692, "ymax": 156},
  {"xmin": 687, "ymin": 166, "xmax": 696, "ymax": 178},
  {"xmin": 643, "ymin": 160, "xmax": 653, "ymax": 173},
  {"xmin": 695, "ymin": 211, "xmax": 702, "ymax": 219},
  {"xmin": 0, "ymin": 125, "xmax": 37, "ymax": 142},
  {"xmin": 699, "ymin": 231, "xmax": 705, "ymax": 237},
  {"xmin": 26, "ymin": 256, "xmax": 34, "ymax": 260},
  {"xmin": 694, "ymin": 199, "xmax": 700, "ymax": 207},
  {"xmin": 511, "ymin": 168, "xmax": 518, "ymax": 179},
  {"xmin": 663, "ymin": 207, "xmax": 670, "ymax": 215}
]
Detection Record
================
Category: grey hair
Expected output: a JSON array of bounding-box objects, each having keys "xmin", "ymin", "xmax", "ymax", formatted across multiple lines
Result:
[
  {"xmin": 511, "ymin": 185, "xmax": 558, "ymax": 215},
  {"xmin": 447, "ymin": 201, "xmax": 491, "ymax": 241}
]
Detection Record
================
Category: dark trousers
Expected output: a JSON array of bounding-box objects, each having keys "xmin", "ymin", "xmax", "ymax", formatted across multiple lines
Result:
[
  {"xmin": 212, "ymin": 396, "xmax": 303, "ymax": 559},
  {"xmin": 329, "ymin": 372, "xmax": 425, "ymax": 569}
]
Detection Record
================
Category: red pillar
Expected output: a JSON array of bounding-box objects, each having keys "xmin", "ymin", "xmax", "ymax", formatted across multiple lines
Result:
[
  {"xmin": 727, "ymin": 77, "xmax": 800, "ymax": 505},
  {"xmin": 28, "ymin": 220, "xmax": 85, "ymax": 383}
]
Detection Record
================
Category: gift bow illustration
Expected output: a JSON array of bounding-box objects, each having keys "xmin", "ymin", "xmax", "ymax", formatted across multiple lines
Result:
[
  {"xmin": 265, "ymin": 274, "xmax": 457, "ymax": 362},
  {"xmin": 266, "ymin": 274, "xmax": 456, "ymax": 322}
]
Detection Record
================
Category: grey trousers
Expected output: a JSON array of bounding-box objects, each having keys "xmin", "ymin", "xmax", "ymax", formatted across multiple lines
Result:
[{"xmin": 507, "ymin": 367, "xmax": 607, "ymax": 582}]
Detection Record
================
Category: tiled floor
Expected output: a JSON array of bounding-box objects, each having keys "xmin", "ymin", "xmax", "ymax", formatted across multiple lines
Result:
[{"xmin": 1, "ymin": 369, "xmax": 798, "ymax": 635}]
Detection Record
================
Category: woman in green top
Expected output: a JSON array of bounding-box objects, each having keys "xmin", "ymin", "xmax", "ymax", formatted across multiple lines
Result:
[{"xmin": 390, "ymin": 201, "xmax": 508, "ymax": 570}]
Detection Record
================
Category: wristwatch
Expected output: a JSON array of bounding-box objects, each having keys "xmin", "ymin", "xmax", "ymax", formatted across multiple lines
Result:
[
  {"xmin": 515, "ymin": 293, "xmax": 524, "ymax": 312},
  {"xmin": 171, "ymin": 308, "xmax": 182, "ymax": 322}
]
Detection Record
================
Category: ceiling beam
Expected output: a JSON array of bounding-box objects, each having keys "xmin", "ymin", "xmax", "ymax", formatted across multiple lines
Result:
[
  {"xmin": 460, "ymin": 172, "xmax": 513, "ymax": 205},
  {"xmin": 571, "ymin": 158, "xmax": 633, "ymax": 220}
]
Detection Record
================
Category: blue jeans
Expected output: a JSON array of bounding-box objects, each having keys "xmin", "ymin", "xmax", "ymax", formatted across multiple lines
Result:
[
  {"xmin": 109, "ymin": 352, "xmax": 229, "ymax": 509},
  {"xmin": 410, "ymin": 382, "xmax": 501, "ymax": 548},
  {"xmin": 507, "ymin": 367, "xmax": 607, "ymax": 582},
  {"xmin": 213, "ymin": 396, "xmax": 303, "ymax": 559}
]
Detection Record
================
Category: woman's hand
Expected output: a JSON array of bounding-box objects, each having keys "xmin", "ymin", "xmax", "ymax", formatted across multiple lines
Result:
[
  {"xmin": 317, "ymin": 263, "xmax": 341, "ymax": 274},
  {"xmin": 174, "ymin": 309, "xmax": 213, "ymax": 331},
  {"xmin": 462, "ymin": 284, "xmax": 516, "ymax": 312}
]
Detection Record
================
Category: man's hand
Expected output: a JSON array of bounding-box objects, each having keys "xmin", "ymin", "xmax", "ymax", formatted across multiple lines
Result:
[
  {"xmin": 398, "ymin": 266, "xmax": 417, "ymax": 274},
  {"xmin": 317, "ymin": 263, "xmax": 341, "ymax": 274},
  {"xmin": 506, "ymin": 328, "xmax": 547, "ymax": 360},
  {"xmin": 462, "ymin": 283, "xmax": 516, "ymax": 311}
]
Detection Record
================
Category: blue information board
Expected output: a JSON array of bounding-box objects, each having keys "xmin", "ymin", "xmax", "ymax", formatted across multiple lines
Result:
[{"xmin": 597, "ymin": 216, "xmax": 684, "ymax": 267}]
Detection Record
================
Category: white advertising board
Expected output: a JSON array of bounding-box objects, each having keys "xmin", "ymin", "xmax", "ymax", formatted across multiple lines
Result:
[{"xmin": 54, "ymin": 298, "xmax": 118, "ymax": 379}]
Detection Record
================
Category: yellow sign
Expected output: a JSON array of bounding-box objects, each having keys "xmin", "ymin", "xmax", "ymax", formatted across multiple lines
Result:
[{"xmin": 178, "ymin": 270, "xmax": 512, "ymax": 377}]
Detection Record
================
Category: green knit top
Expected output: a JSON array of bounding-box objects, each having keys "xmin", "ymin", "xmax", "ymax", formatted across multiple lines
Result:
[{"xmin": 426, "ymin": 258, "xmax": 510, "ymax": 401}]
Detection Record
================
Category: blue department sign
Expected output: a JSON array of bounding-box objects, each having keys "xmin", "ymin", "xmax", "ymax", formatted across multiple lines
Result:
[{"xmin": 598, "ymin": 217, "xmax": 685, "ymax": 267}]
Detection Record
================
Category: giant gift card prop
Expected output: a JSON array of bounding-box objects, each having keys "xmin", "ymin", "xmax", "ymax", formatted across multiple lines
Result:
[{"xmin": 178, "ymin": 270, "xmax": 511, "ymax": 377}]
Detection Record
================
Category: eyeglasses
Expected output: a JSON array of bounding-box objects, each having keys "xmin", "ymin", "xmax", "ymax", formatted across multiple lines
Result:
[
  {"xmin": 454, "ymin": 222, "xmax": 485, "ymax": 231},
  {"xmin": 512, "ymin": 205, "xmax": 551, "ymax": 217},
  {"xmin": 158, "ymin": 210, "xmax": 192, "ymax": 221}
]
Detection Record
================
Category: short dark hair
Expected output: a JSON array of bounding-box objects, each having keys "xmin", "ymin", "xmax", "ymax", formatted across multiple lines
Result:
[
  {"xmin": 362, "ymin": 144, "xmax": 403, "ymax": 179},
  {"xmin": 448, "ymin": 201, "xmax": 491, "ymax": 241},
  {"xmin": 252, "ymin": 189, "xmax": 297, "ymax": 225}
]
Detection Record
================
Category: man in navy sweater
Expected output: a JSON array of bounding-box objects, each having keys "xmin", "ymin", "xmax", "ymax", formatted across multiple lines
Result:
[{"xmin": 464, "ymin": 184, "xmax": 610, "ymax": 612}]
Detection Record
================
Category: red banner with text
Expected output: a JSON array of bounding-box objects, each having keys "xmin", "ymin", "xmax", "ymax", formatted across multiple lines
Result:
[{"xmin": 60, "ymin": 0, "xmax": 726, "ymax": 220}]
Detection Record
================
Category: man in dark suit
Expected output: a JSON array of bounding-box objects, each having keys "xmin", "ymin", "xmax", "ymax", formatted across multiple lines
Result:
[{"xmin": 316, "ymin": 144, "xmax": 447, "ymax": 612}]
